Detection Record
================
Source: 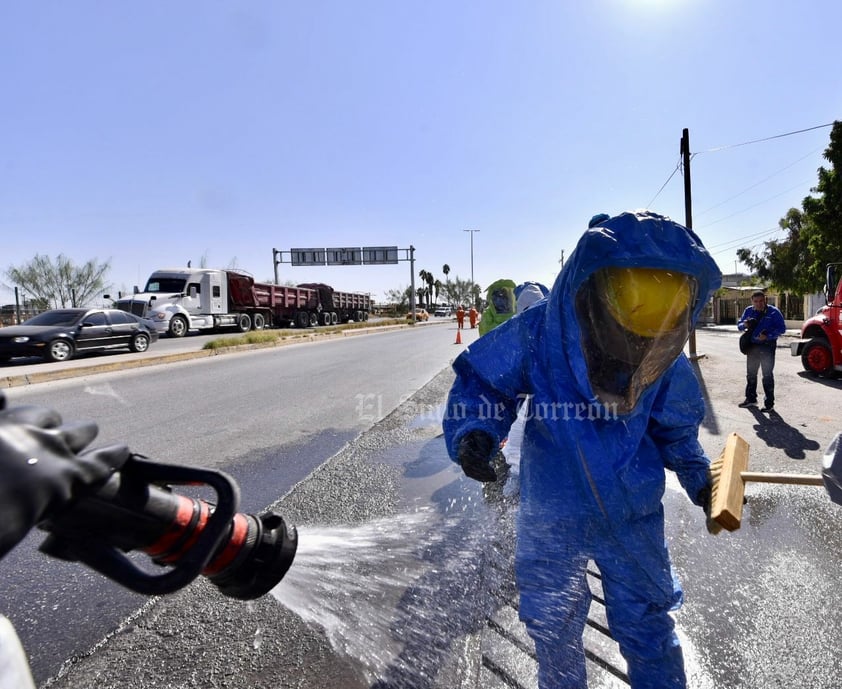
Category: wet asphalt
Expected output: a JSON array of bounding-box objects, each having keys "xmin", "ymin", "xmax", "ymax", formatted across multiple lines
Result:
[{"xmin": 6, "ymin": 325, "xmax": 842, "ymax": 689}]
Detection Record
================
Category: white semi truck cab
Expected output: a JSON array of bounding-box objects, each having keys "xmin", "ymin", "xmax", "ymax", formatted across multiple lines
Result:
[{"xmin": 115, "ymin": 268, "xmax": 255, "ymax": 337}]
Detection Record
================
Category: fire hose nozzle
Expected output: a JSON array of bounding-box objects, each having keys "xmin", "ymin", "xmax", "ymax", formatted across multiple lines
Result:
[
  {"xmin": 37, "ymin": 454, "xmax": 298, "ymax": 599},
  {"xmin": 206, "ymin": 511, "xmax": 298, "ymax": 600}
]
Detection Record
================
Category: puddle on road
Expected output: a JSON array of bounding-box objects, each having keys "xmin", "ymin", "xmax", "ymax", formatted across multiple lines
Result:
[{"xmin": 269, "ymin": 424, "xmax": 518, "ymax": 686}]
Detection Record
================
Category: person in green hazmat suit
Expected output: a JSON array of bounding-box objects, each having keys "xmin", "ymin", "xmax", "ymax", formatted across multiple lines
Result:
[{"xmin": 478, "ymin": 278, "xmax": 517, "ymax": 336}]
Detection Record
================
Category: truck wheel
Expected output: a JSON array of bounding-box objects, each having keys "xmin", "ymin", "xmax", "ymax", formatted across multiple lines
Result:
[
  {"xmin": 363, "ymin": 311, "xmax": 369, "ymax": 321},
  {"xmin": 330, "ymin": 312, "xmax": 338, "ymax": 325},
  {"xmin": 252, "ymin": 313, "xmax": 265, "ymax": 331},
  {"xmin": 309, "ymin": 312, "xmax": 319, "ymax": 327},
  {"xmin": 129, "ymin": 333, "xmax": 150, "ymax": 353},
  {"xmin": 296, "ymin": 312, "xmax": 309, "ymax": 328},
  {"xmin": 802, "ymin": 338, "xmax": 833, "ymax": 376},
  {"xmin": 237, "ymin": 313, "xmax": 252, "ymax": 333},
  {"xmin": 169, "ymin": 315, "xmax": 188, "ymax": 338},
  {"xmin": 319, "ymin": 312, "xmax": 330, "ymax": 326}
]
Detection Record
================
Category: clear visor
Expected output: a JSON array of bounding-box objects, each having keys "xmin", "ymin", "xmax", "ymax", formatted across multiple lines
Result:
[
  {"xmin": 575, "ymin": 268, "xmax": 697, "ymax": 413},
  {"xmin": 491, "ymin": 288, "xmax": 513, "ymax": 314}
]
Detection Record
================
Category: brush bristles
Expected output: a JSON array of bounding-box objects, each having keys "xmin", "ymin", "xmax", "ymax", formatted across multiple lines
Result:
[
  {"xmin": 706, "ymin": 457, "xmax": 724, "ymax": 534},
  {"xmin": 708, "ymin": 433, "xmax": 750, "ymax": 532}
]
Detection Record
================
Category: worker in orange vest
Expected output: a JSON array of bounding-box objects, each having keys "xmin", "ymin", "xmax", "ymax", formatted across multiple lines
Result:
[
  {"xmin": 468, "ymin": 306, "xmax": 478, "ymax": 329},
  {"xmin": 456, "ymin": 305, "xmax": 465, "ymax": 329}
]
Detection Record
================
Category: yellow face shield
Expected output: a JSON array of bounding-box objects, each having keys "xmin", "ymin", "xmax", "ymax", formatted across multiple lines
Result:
[
  {"xmin": 575, "ymin": 267, "xmax": 697, "ymax": 413},
  {"xmin": 599, "ymin": 268, "xmax": 692, "ymax": 338}
]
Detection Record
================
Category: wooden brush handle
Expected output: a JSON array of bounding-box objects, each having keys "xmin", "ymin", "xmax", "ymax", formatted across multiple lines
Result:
[{"xmin": 740, "ymin": 472, "xmax": 824, "ymax": 486}]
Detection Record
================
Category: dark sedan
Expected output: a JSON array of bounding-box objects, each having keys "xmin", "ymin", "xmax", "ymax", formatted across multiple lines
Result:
[{"xmin": 0, "ymin": 308, "xmax": 159, "ymax": 363}]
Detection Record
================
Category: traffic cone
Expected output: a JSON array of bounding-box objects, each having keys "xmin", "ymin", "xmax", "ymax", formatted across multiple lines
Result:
[{"xmin": 454, "ymin": 329, "xmax": 462, "ymax": 345}]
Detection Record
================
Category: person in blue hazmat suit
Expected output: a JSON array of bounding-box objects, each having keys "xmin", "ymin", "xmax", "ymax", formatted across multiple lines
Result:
[
  {"xmin": 443, "ymin": 210, "xmax": 722, "ymax": 689},
  {"xmin": 514, "ymin": 281, "xmax": 549, "ymax": 314},
  {"xmin": 478, "ymin": 278, "xmax": 518, "ymax": 336}
]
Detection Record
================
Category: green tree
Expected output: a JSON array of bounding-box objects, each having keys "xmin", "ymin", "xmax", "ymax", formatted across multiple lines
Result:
[
  {"xmin": 738, "ymin": 120, "xmax": 842, "ymax": 293},
  {"xmin": 471, "ymin": 282, "xmax": 483, "ymax": 308},
  {"xmin": 4, "ymin": 254, "xmax": 112, "ymax": 308},
  {"xmin": 385, "ymin": 286, "xmax": 410, "ymax": 306},
  {"xmin": 800, "ymin": 121, "xmax": 842, "ymax": 282},
  {"xmin": 737, "ymin": 208, "xmax": 813, "ymax": 294},
  {"xmin": 425, "ymin": 271, "xmax": 435, "ymax": 308},
  {"xmin": 442, "ymin": 275, "xmax": 476, "ymax": 306},
  {"xmin": 419, "ymin": 269, "xmax": 434, "ymax": 308}
]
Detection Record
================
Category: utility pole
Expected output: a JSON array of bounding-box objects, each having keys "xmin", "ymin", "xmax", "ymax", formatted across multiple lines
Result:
[
  {"xmin": 682, "ymin": 128, "xmax": 703, "ymax": 361},
  {"xmin": 409, "ymin": 245, "xmax": 416, "ymax": 317}
]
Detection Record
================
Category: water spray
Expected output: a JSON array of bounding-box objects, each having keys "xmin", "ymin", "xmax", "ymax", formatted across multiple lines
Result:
[{"xmin": 37, "ymin": 454, "xmax": 297, "ymax": 599}]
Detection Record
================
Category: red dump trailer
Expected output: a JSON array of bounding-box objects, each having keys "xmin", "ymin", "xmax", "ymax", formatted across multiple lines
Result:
[
  {"xmin": 297, "ymin": 283, "xmax": 371, "ymax": 326},
  {"xmin": 116, "ymin": 268, "xmax": 371, "ymax": 336}
]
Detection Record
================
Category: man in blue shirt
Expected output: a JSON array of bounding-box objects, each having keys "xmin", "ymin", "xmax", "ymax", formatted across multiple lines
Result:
[{"xmin": 737, "ymin": 290, "xmax": 787, "ymax": 412}]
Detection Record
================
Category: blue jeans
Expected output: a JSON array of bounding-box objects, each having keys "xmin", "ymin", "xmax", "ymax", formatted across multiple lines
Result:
[{"xmin": 745, "ymin": 341, "xmax": 776, "ymax": 406}]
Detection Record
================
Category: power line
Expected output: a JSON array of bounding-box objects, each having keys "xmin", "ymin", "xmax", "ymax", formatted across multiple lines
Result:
[
  {"xmin": 707, "ymin": 226, "xmax": 781, "ymax": 252},
  {"xmin": 707, "ymin": 226, "xmax": 782, "ymax": 257},
  {"xmin": 645, "ymin": 120, "xmax": 834, "ymax": 226},
  {"xmin": 646, "ymin": 157, "xmax": 682, "ymax": 208},
  {"xmin": 696, "ymin": 146, "xmax": 824, "ymax": 217},
  {"xmin": 697, "ymin": 121, "xmax": 835, "ymax": 154},
  {"xmin": 697, "ymin": 179, "xmax": 814, "ymax": 229}
]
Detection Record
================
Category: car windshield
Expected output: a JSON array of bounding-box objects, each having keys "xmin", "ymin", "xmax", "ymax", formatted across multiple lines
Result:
[
  {"xmin": 23, "ymin": 310, "xmax": 84, "ymax": 327},
  {"xmin": 143, "ymin": 278, "xmax": 186, "ymax": 293}
]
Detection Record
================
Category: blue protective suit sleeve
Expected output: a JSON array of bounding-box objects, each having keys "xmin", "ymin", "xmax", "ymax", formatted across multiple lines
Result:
[
  {"xmin": 443, "ymin": 318, "xmax": 529, "ymax": 461},
  {"xmin": 646, "ymin": 356, "xmax": 710, "ymax": 505}
]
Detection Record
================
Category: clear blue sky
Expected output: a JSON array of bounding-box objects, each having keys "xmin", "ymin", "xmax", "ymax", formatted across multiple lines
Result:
[{"xmin": 2, "ymin": 1, "xmax": 840, "ymax": 306}]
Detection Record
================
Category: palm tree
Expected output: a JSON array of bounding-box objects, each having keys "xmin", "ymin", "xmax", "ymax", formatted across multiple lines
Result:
[
  {"xmin": 426, "ymin": 272, "xmax": 436, "ymax": 308},
  {"xmin": 419, "ymin": 269, "xmax": 429, "ymax": 306},
  {"xmin": 433, "ymin": 279, "xmax": 442, "ymax": 305},
  {"xmin": 442, "ymin": 264, "xmax": 450, "ymax": 282},
  {"xmin": 418, "ymin": 269, "xmax": 433, "ymax": 309}
]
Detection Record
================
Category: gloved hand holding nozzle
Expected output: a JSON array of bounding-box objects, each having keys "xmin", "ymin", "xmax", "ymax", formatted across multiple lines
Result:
[
  {"xmin": 0, "ymin": 391, "xmax": 130, "ymax": 558},
  {"xmin": 0, "ymin": 390, "xmax": 297, "ymax": 599}
]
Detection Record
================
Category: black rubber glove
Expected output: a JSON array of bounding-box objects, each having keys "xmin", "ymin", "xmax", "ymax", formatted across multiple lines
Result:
[
  {"xmin": 457, "ymin": 430, "xmax": 497, "ymax": 482},
  {"xmin": 696, "ymin": 484, "xmax": 722, "ymax": 535},
  {"xmin": 0, "ymin": 392, "xmax": 130, "ymax": 558}
]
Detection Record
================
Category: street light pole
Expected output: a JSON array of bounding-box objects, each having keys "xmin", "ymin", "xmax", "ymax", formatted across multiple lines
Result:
[
  {"xmin": 464, "ymin": 229, "xmax": 479, "ymax": 308},
  {"xmin": 464, "ymin": 227, "xmax": 479, "ymax": 288}
]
